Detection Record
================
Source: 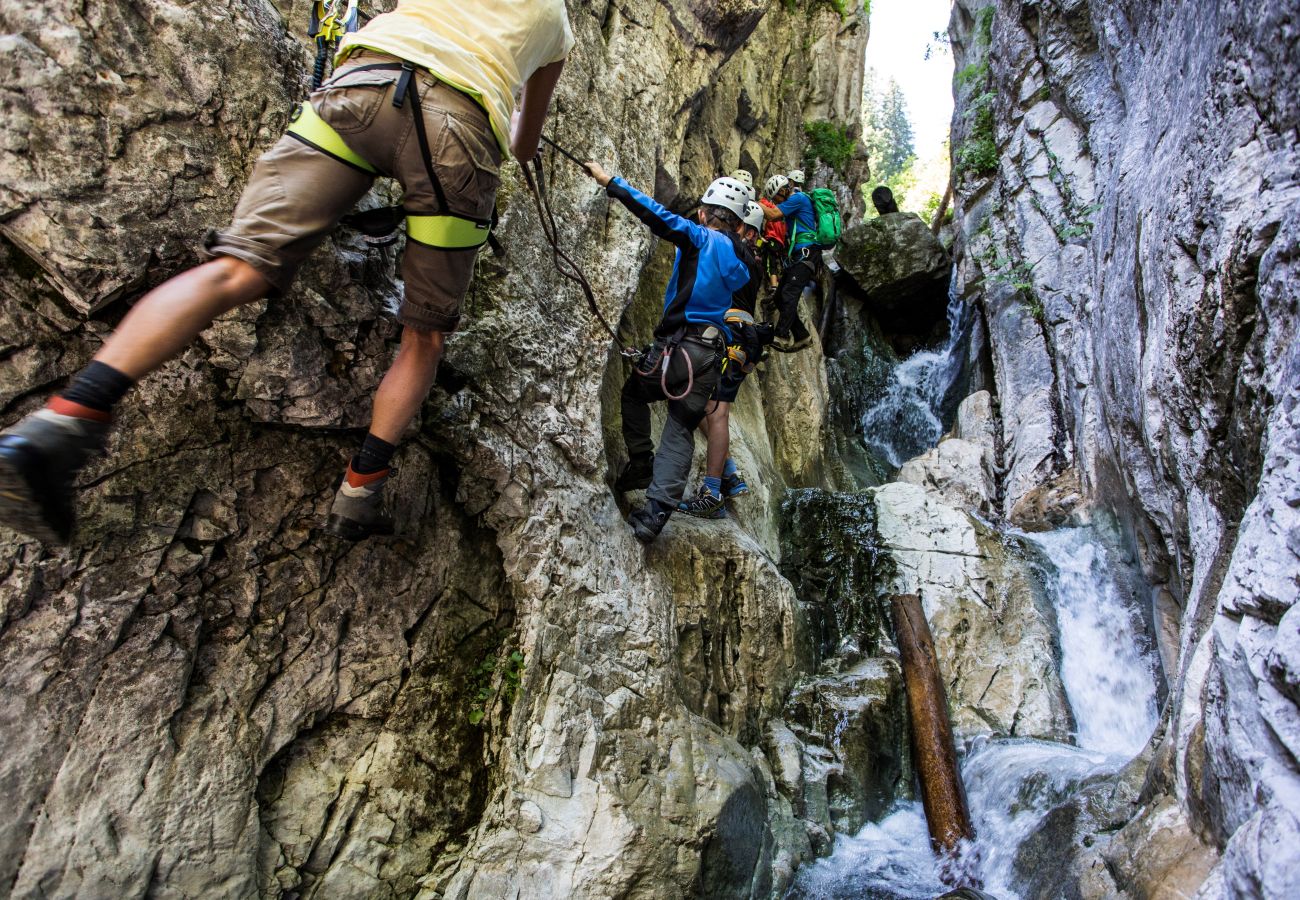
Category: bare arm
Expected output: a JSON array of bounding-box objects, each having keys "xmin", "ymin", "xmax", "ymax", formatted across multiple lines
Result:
[
  {"xmin": 510, "ymin": 60, "xmax": 565, "ymax": 163},
  {"xmin": 762, "ymin": 202, "xmax": 784, "ymax": 221}
]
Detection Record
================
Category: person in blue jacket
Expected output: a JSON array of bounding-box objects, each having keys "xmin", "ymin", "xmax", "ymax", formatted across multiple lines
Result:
[
  {"xmin": 583, "ymin": 162, "xmax": 753, "ymax": 543},
  {"xmin": 762, "ymin": 173, "xmax": 819, "ymax": 351}
]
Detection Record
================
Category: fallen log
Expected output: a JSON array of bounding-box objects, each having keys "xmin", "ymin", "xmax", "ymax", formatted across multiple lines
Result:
[{"xmin": 890, "ymin": 593, "xmax": 976, "ymax": 855}]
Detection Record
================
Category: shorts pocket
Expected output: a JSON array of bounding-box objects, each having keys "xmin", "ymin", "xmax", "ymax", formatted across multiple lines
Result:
[
  {"xmin": 313, "ymin": 70, "xmax": 398, "ymax": 135},
  {"xmin": 432, "ymin": 112, "xmax": 501, "ymax": 219}
]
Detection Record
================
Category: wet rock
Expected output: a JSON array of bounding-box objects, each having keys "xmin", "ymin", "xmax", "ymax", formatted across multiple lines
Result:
[{"xmin": 782, "ymin": 659, "xmax": 910, "ymax": 834}]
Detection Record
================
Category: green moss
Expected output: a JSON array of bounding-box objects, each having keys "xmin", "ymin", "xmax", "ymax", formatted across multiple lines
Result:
[
  {"xmin": 782, "ymin": 0, "xmax": 856, "ymax": 18},
  {"xmin": 804, "ymin": 120, "xmax": 856, "ymax": 172},
  {"xmin": 955, "ymin": 90, "xmax": 997, "ymax": 177},
  {"xmin": 976, "ymin": 5, "xmax": 995, "ymax": 47}
]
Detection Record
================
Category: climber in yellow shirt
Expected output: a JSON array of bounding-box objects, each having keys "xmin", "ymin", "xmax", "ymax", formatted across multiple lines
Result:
[{"xmin": 0, "ymin": 1, "xmax": 574, "ymax": 546}]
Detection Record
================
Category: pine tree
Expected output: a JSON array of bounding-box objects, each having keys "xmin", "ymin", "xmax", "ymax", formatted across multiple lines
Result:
[{"xmin": 861, "ymin": 71, "xmax": 917, "ymax": 188}]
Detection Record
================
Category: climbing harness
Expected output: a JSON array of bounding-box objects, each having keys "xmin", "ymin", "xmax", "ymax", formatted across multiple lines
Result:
[
  {"xmin": 522, "ymin": 135, "xmax": 640, "ymax": 359},
  {"xmin": 308, "ymin": 1, "xmax": 360, "ymax": 91},
  {"xmin": 287, "ymin": 60, "xmax": 503, "ymax": 255}
]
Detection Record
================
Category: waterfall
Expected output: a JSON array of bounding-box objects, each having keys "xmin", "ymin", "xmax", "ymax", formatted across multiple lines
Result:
[
  {"xmin": 788, "ymin": 526, "xmax": 1160, "ymax": 899},
  {"xmin": 862, "ymin": 277, "xmax": 972, "ymax": 468},
  {"xmin": 1024, "ymin": 528, "xmax": 1160, "ymax": 756}
]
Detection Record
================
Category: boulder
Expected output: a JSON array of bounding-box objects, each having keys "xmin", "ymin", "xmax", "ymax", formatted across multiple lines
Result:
[{"xmin": 836, "ymin": 212, "xmax": 952, "ymax": 347}]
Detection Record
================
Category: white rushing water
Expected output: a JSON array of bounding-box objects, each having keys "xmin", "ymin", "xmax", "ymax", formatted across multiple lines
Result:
[
  {"xmin": 789, "ymin": 527, "xmax": 1160, "ymax": 899},
  {"xmin": 862, "ymin": 279, "xmax": 971, "ymax": 468}
]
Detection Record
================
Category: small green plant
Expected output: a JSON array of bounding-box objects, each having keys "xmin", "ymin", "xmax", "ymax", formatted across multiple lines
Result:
[
  {"xmin": 976, "ymin": 6, "xmax": 995, "ymax": 47},
  {"xmin": 955, "ymin": 60, "xmax": 989, "ymax": 91},
  {"xmin": 1024, "ymin": 294, "xmax": 1045, "ymax": 322},
  {"xmin": 954, "ymin": 90, "xmax": 997, "ymax": 177},
  {"xmin": 467, "ymin": 644, "xmax": 526, "ymax": 726},
  {"xmin": 803, "ymin": 120, "xmax": 856, "ymax": 172}
]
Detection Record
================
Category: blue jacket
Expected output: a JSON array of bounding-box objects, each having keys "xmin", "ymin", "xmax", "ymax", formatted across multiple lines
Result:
[
  {"xmin": 606, "ymin": 177, "xmax": 750, "ymax": 340},
  {"xmin": 778, "ymin": 191, "xmax": 818, "ymax": 247}
]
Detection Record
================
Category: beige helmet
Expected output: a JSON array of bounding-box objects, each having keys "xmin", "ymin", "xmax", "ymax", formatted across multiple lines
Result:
[
  {"xmin": 788, "ymin": 168, "xmax": 806, "ymax": 187},
  {"xmin": 731, "ymin": 169, "xmax": 757, "ymax": 201},
  {"xmin": 743, "ymin": 200, "xmax": 764, "ymax": 231},
  {"xmin": 764, "ymin": 173, "xmax": 791, "ymax": 198},
  {"xmin": 700, "ymin": 176, "xmax": 751, "ymax": 219}
]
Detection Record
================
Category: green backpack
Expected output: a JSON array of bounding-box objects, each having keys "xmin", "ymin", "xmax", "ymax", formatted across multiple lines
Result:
[{"xmin": 808, "ymin": 188, "xmax": 843, "ymax": 249}]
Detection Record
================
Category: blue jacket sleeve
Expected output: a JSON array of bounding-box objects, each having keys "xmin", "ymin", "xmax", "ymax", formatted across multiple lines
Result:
[
  {"xmin": 606, "ymin": 177, "xmax": 704, "ymax": 250},
  {"xmin": 777, "ymin": 193, "xmax": 811, "ymax": 220}
]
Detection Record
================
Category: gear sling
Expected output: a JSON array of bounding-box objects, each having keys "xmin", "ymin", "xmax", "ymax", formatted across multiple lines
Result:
[{"xmin": 285, "ymin": 60, "xmax": 499, "ymax": 253}]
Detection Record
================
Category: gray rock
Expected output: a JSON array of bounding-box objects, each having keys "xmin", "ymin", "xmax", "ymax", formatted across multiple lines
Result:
[{"xmin": 837, "ymin": 212, "xmax": 952, "ymax": 348}]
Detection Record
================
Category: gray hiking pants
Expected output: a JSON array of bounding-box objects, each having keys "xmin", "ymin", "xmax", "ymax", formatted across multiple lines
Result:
[{"xmin": 622, "ymin": 331, "xmax": 723, "ymax": 505}]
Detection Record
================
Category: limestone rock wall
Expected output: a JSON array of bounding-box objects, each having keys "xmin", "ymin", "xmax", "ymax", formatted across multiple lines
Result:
[
  {"xmin": 947, "ymin": 0, "xmax": 1300, "ymax": 894},
  {"xmin": 0, "ymin": 1, "xmax": 872, "ymax": 898}
]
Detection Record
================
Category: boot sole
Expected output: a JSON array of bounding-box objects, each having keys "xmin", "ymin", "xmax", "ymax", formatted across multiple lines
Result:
[
  {"xmin": 0, "ymin": 451, "xmax": 69, "ymax": 546},
  {"xmin": 324, "ymin": 514, "xmax": 395, "ymax": 542},
  {"xmin": 725, "ymin": 485, "xmax": 750, "ymax": 498},
  {"xmin": 680, "ymin": 506, "xmax": 727, "ymax": 520},
  {"xmin": 630, "ymin": 521, "xmax": 660, "ymax": 544}
]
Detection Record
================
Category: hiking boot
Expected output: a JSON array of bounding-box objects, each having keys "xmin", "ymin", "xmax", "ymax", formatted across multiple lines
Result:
[
  {"xmin": 325, "ymin": 464, "xmax": 396, "ymax": 540},
  {"xmin": 771, "ymin": 334, "xmax": 814, "ymax": 353},
  {"xmin": 678, "ymin": 484, "xmax": 726, "ymax": 519},
  {"xmin": 0, "ymin": 407, "xmax": 111, "ymax": 545},
  {"xmin": 614, "ymin": 453, "xmax": 654, "ymax": 493},
  {"xmin": 722, "ymin": 471, "xmax": 749, "ymax": 498},
  {"xmin": 629, "ymin": 498, "xmax": 672, "ymax": 544}
]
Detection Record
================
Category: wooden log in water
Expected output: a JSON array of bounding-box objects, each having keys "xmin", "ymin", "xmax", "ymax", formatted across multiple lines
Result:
[{"xmin": 890, "ymin": 593, "xmax": 976, "ymax": 854}]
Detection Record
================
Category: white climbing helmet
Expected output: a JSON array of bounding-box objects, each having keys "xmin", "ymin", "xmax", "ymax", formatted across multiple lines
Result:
[
  {"xmin": 700, "ymin": 176, "xmax": 750, "ymax": 219},
  {"xmin": 764, "ymin": 173, "xmax": 791, "ymax": 198},
  {"xmin": 743, "ymin": 200, "xmax": 764, "ymax": 231},
  {"xmin": 731, "ymin": 169, "xmax": 757, "ymax": 201},
  {"xmin": 788, "ymin": 168, "xmax": 806, "ymax": 186}
]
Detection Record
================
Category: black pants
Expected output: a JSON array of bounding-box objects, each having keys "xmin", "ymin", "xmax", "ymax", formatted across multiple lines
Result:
[
  {"xmin": 775, "ymin": 247, "xmax": 822, "ymax": 340},
  {"xmin": 622, "ymin": 334, "xmax": 721, "ymax": 505}
]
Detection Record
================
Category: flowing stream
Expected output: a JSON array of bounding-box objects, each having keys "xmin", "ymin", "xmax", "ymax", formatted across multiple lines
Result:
[
  {"xmin": 862, "ymin": 279, "xmax": 972, "ymax": 468},
  {"xmin": 790, "ymin": 527, "xmax": 1160, "ymax": 899}
]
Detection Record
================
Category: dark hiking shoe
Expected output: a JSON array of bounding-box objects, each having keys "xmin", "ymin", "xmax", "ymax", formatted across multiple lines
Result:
[
  {"xmin": 771, "ymin": 334, "xmax": 814, "ymax": 353},
  {"xmin": 629, "ymin": 498, "xmax": 672, "ymax": 544},
  {"xmin": 678, "ymin": 484, "xmax": 726, "ymax": 519},
  {"xmin": 722, "ymin": 471, "xmax": 749, "ymax": 498},
  {"xmin": 325, "ymin": 465, "xmax": 396, "ymax": 540},
  {"xmin": 0, "ymin": 407, "xmax": 111, "ymax": 546},
  {"xmin": 614, "ymin": 453, "xmax": 654, "ymax": 493}
]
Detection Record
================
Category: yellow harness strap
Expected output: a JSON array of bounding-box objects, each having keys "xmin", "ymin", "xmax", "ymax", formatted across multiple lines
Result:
[
  {"xmin": 405, "ymin": 214, "xmax": 491, "ymax": 250},
  {"xmin": 286, "ymin": 102, "xmax": 377, "ymax": 174}
]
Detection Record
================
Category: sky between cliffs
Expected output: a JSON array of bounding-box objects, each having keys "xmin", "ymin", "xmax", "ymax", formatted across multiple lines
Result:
[{"xmin": 868, "ymin": 0, "xmax": 955, "ymax": 155}]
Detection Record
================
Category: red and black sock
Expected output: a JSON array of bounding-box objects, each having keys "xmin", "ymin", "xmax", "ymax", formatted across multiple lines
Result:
[
  {"xmin": 55, "ymin": 361, "xmax": 133, "ymax": 419},
  {"xmin": 352, "ymin": 433, "xmax": 396, "ymax": 475}
]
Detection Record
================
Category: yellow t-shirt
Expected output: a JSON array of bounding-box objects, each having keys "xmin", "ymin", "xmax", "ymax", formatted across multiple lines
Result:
[{"xmin": 338, "ymin": 1, "xmax": 575, "ymax": 152}]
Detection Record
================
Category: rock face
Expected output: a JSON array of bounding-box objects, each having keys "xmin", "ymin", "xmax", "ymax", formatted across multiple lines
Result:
[
  {"xmin": 0, "ymin": 1, "xmax": 875, "ymax": 898},
  {"xmin": 948, "ymin": 0, "xmax": 1300, "ymax": 893}
]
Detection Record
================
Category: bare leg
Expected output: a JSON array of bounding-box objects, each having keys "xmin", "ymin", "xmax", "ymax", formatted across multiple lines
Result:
[
  {"xmin": 366, "ymin": 327, "xmax": 445, "ymax": 444},
  {"xmin": 95, "ymin": 257, "xmax": 271, "ymax": 379},
  {"xmin": 703, "ymin": 401, "xmax": 731, "ymax": 478}
]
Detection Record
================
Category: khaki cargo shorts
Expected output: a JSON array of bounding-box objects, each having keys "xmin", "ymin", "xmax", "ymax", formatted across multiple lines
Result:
[{"xmin": 202, "ymin": 50, "xmax": 501, "ymax": 332}]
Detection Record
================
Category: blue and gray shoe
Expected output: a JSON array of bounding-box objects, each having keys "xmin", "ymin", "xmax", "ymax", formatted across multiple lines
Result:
[
  {"xmin": 678, "ymin": 484, "xmax": 727, "ymax": 519},
  {"xmin": 722, "ymin": 471, "xmax": 749, "ymax": 498}
]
